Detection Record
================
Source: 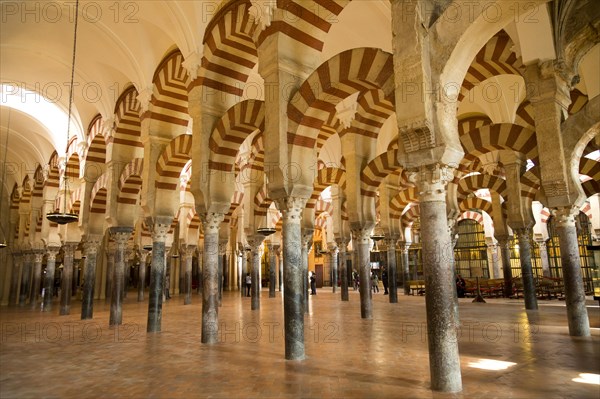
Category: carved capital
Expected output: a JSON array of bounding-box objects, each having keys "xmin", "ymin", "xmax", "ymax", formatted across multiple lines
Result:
[
  {"xmin": 248, "ymin": 0, "xmax": 277, "ymax": 31},
  {"xmin": 151, "ymin": 223, "xmax": 171, "ymax": 243},
  {"xmin": 200, "ymin": 212, "xmax": 224, "ymax": 235},
  {"xmin": 515, "ymin": 227, "xmax": 531, "ymax": 241},
  {"xmin": 410, "ymin": 164, "xmax": 453, "ymax": 202},
  {"xmin": 46, "ymin": 247, "xmax": 60, "ymax": 261},
  {"xmin": 351, "ymin": 228, "xmax": 371, "ymax": 245},
  {"xmin": 83, "ymin": 240, "xmax": 100, "ymax": 256},
  {"xmin": 109, "ymin": 227, "xmax": 133, "ymax": 249},
  {"xmin": 33, "ymin": 251, "xmax": 44, "ymax": 264},
  {"xmin": 275, "ymin": 197, "xmax": 307, "ymax": 223},
  {"xmin": 553, "ymin": 206, "xmax": 578, "ymax": 228}
]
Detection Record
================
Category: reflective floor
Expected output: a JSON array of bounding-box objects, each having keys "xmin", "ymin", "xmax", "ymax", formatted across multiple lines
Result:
[{"xmin": 1, "ymin": 289, "xmax": 599, "ymax": 398}]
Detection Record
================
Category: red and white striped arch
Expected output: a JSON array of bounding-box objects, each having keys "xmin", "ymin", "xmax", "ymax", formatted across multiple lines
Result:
[
  {"xmin": 458, "ymin": 197, "xmax": 494, "ymax": 216},
  {"xmin": 568, "ymin": 89, "xmax": 589, "ymax": 115},
  {"xmin": 460, "ymin": 123, "xmax": 538, "ymax": 165},
  {"xmin": 457, "ymin": 174, "xmax": 507, "ymax": 203},
  {"xmin": 112, "ymin": 86, "xmax": 142, "ymax": 151},
  {"xmin": 457, "ymin": 210, "xmax": 484, "ymax": 226},
  {"xmin": 210, "ymin": 100, "xmax": 264, "ymax": 172},
  {"xmin": 401, "ymin": 203, "xmax": 420, "ymax": 227},
  {"xmin": 196, "ymin": 0, "xmax": 257, "ymax": 97},
  {"xmin": 520, "ymin": 167, "xmax": 541, "ymax": 202},
  {"xmin": 148, "ymin": 50, "xmax": 190, "ymax": 127},
  {"xmin": 514, "ymin": 101, "xmax": 535, "ymax": 130},
  {"xmin": 459, "ymin": 30, "xmax": 523, "ymax": 102},
  {"xmin": 118, "ymin": 158, "xmax": 144, "ymax": 205},
  {"xmin": 256, "ymin": 0, "xmax": 349, "ymax": 53},
  {"xmin": 361, "ymin": 149, "xmax": 411, "ymax": 198},
  {"xmin": 85, "ymin": 114, "xmax": 107, "ymax": 164},
  {"xmin": 31, "ymin": 165, "xmax": 44, "ymax": 201},
  {"xmin": 287, "ymin": 47, "xmax": 395, "ymax": 149},
  {"xmin": 90, "ymin": 172, "xmax": 110, "ymax": 215},
  {"xmin": 306, "ymin": 166, "xmax": 346, "ymax": 210},
  {"xmin": 65, "ymin": 137, "xmax": 81, "ymax": 180},
  {"xmin": 45, "ymin": 151, "xmax": 61, "ymax": 190},
  {"xmin": 390, "ymin": 187, "xmax": 419, "ymax": 219},
  {"xmin": 155, "ymin": 134, "xmax": 193, "ymax": 191},
  {"xmin": 457, "ymin": 115, "xmax": 492, "ymax": 136}
]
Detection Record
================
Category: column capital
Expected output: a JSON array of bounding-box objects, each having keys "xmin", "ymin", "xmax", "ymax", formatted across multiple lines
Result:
[
  {"xmin": 107, "ymin": 241, "xmax": 117, "ymax": 254},
  {"xmin": 184, "ymin": 245, "xmax": 197, "ymax": 258},
  {"xmin": 33, "ymin": 251, "xmax": 44, "ymax": 263},
  {"xmin": 200, "ymin": 212, "xmax": 224, "ymax": 234},
  {"xmin": 275, "ymin": 197, "xmax": 307, "ymax": 223},
  {"xmin": 334, "ymin": 237, "xmax": 349, "ymax": 251},
  {"xmin": 151, "ymin": 222, "xmax": 171, "ymax": 243},
  {"xmin": 351, "ymin": 227, "xmax": 372, "ymax": 245},
  {"xmin": 515, "ymin": 227, "xmax": 532, "ymax": 240},
  {"xmin": 553, "ymin": 206, "xmax": 579, "ymax": 228},
  {"xmin": 46, "ymin": 246, "xmax": 60, "ymax": 260},
  {"xmin": 109, "ymin": 227, "xmax": 133, "ymax": 249},
  {"xmin": 301, "ymin": 228, "xmax": 314, "ymax": 248},
  {"xmin": 83, "ymin": 240, "xmax": 101, "ymax": 256},
  {"xmin": 247, "ymin": 234, "xmax": 266, "ymax": 249},
  {"xmin": 408, "ymin": 163, "xmax": 454, "ymax": 202},
  {"xmin": 62, "ymin": 243, "xmax": 77, "ymax": 256}
]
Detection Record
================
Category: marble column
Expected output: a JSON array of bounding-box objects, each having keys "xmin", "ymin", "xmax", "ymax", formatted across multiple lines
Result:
[
  {"xmin": 554, "ymin": 207, "xmax": 590, "ymax": 336},
  {"xmin": 8, "ymin": 253, "xmax": 21, "ymax": 306},
  {"xmin": 417, "ymin": 167, "xmax": 462, "ymax": 392},
  {"xmin": 147, "ymin": 221, "xmax": 170, "ymax": 333},
  {"xmin": 516, "ymin": 228, "xmax": 538, "ymax": 310},
  {"xmin": 487, "ymin": 242, "xmax": 501, "ymax": 279},
  {"xmin": 329, "ymin": 244, "xmax": 338, "ymax": 294},
  {"xmin": 105, "ymin": 242, "xmax": 116, "ymax": 305},
  {"xmin": 277, "ymin": 197, "xmax": 307, "ymax": 360},
  {"xmin": 201, "ymin": 213, "xmax": 224, "ymax": 344},
  {"xmin": 336, "ymin": 238, "xmax": 349, "ymax": 301},
  {"xmin": 183, "ymin": 245, "xmax": 195, "ymax": 305},
  {"xmin": 249, "ymin": 236, "xmax": 265, "ymax": 310},
  {"xmin": 301, "ymin": 229, "xmax": 313, "ymax": 313},
  {"xmin": 385, "ymin": 238, "xmax": 398, "ymax": 303},
  {"xmin": 19, "ymin": 253, "xmax": 32, "ymax": 306},
  {"xmin": 217, "ymin": 242, "xmax": 226, "ymax": 305},
  {"xmin": 109, "ymin": 228, "xmax": 132, "ymax": 326},
  {"xmin": 497, "ymin": 236, "xmax": 513, "ymax": 297},
  {"xmin": 276, "ymin": 246, "xmax": 283, "ymax": 292},
  {"xmin": 400, "ymin": 243, "xmax": 410, "ymax": 296},
  {"xmin": 138, "ymin": 251, "xmax": 148, "ymax": 302},
  {"xmin": 352, "ymin": 228, "xmax": 373, "ymax": 319},
  {"xmin": 59, "ymin": 244, "xmax": 76, "ymax": 315},
  {"xmin": 42, "ymin": 248, "xmax": 59, "ymax": 311},
  {"xmin": 268, "ymin": 243, "xmax": 277, "ymax": 298},
  {"xmin": 123, "ymin": 248, "xmax": 132, "ymax": 299},
  {"xmin": 240, "ymin": 248, "xmax": 248, "ymax": 297},
  {"xmin": 81, "ymin": 240, "xmax": 100, "ymax": 320},
  {"xmin": 536, "ymin": 240, "xmax": 551, "ymax": 277},
  {"xmin": 222, "ymin": 246, "xmax": 229, "ymax": 292},
  {"xmin": 29, "ymin": 251, "xmax": 44, "ymax": 309}
]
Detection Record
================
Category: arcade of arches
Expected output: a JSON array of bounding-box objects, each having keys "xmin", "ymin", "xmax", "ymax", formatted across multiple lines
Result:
[{"xmin": 1, "ymin": 0, "xmax": 599, "ymax": 396}]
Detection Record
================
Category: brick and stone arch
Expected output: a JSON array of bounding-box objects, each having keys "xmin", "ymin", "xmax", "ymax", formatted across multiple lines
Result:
[
  {"xmin": 111, "ymin": 86, "xmax": 143, "ymax": 160},
  {"xmin": 85, "ymin": 115, "xmax": 107, "ymax": 164},
  {"xmin": 457, "ymin": 174, "xmax": 507, "ymax": 203}
]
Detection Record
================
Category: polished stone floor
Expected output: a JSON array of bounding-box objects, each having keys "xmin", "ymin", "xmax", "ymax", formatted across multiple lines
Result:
[{"xmin": 1, "ymin": 288, "xmax": 599, "ymax": 398}]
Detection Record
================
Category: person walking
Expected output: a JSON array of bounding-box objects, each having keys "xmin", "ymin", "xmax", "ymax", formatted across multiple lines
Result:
[
  {"xmin": 372, "ymin": 272, "xmax": 379, "ymax": 293},
  {"xmin": 310, "ymin": 272, "xmax": 317, "ymax": 295},
  {"xmin": 245, "ymin": 273, "xmax": 252, "ymax": 297},
  {"xmin": 382, "ymin": 268, "xmax": 389, "ymax": 295}
]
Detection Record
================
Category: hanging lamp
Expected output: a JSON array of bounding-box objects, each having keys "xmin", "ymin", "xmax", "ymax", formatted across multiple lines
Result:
[
  {"xmin": 46, "ymin": 0, "xmax": 80, "ymax": 225},
  {"xmin": 0, "ymin": 108, "xmax": 10, "ymax": 248},
  {"xmin": 256, "ymin": 207, "xmax": 276, "ymax": 237}
]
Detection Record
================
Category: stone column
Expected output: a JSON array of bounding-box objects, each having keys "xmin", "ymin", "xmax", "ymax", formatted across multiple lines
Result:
[
  {"xmin": 201, "ymin": 213, "xmax": 224, "ymax": 344},
  {"xmin": 81, "ymin": 240, "xmax": 100, "ymax": 320},
  {"xmin": 19, "ymin": 253, "xmax": 32, "ymax": 306},
  {"xmin": 42, "ymin": 248, "xmax": 59, "ymax": 311},
  {"xmin": 268, "ymin": 242, "xmax": 277, "ymax": 298},
  {"xmin": 487, "ymin": 242, "xmax": 501, "ymax": 279},
  {"xmin": 59, "ymin": 244, "xmax": 76, "ymax": 315},
  {"xmin": 301, "ymin": 229, "xmax": 313, "ymax": 313},
  {"xmin": 249, "ymin": 236, "xmax": 265, "ymax": 310},
  {"xmin": 497, "ymin": 236, "xmax": 513, "ymax": 297},
  {"xmin": 399, "ymin": 243, "xmax": 410, "ymax": 295},
  {"xmin": 554, "ymin": 207, "xmax": 590, "ymax": 336},
  {"xmin": 109, "ymin": 228, "xmax": 132, "ymax": 326},
  {"xmin": 276, "ymin": 197, "xmax": 307, "ymax": 360},
  {"xmin": 275, "ymin": 246, "xmax": 283, "ymax": 292},
  {"xmin": 183, "ymin": 245, "xmax": 195, "ymax": 305},
  {"xmin": 138, "ymin": 250, "xmax": 148, "ymax": 302},
  {"xmin": 147, "ymin": 221, "xmax": 170, "ymax": 333},
  {"xmin": 240, "ymin": 247, "xmax": 248, "ymax": 297},
  {"xmin": 515, "ymin": 228, "xmax": 538, "ymax": 310},
  {"xmin": 352, "ymin": 227, "xmax": 373, "ymax": 319},
  {"xmin": 336, "ymin": 238, "xmax": 349, "ymax": 301},
  {"xmin": 329, "ymin": 244, "xmax": 338, "ymax": 294},
  {"xmin": 29, "ymin": 252, "xmax": 43, "ymax": 309},
  {"xmin": 217, "ymin": 241, "xmax": 226, "ymax": 305},
  {"xmin": 385, "ymin": 237, "xmax": 398, "ymax": 303},
  {"xmin": 416, "ymin": 166, "xmax": 462, "ymax": 392},
  {"xmin": 105, "ymin": 242, "xmax": 116, "ymax": 305},
  {"xmin": 535, "ymin": 240, "xmax": 551, "ymax": 277},
  {"xmin": 8, "ymin": 253, "xmax": 21, "ymax": 306}
]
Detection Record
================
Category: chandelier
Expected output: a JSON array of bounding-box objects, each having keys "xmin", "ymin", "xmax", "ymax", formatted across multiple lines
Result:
[{"xmin": 46, "ymin": 0, "xmax": 80, "ymax": 225}]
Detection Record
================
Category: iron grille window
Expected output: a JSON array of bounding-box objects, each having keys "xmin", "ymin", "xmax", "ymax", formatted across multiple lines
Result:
[{"xmin": 454, "ymin": 219, "xmax": 489, "ymax": 278}]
